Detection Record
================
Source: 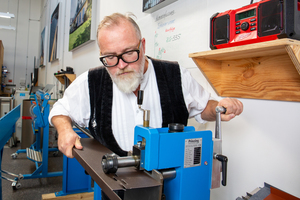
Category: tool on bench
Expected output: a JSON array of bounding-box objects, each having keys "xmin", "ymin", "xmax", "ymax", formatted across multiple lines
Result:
[{"xmin": 101, "ymin": 91, "xmax": 228, "ymax": 200}]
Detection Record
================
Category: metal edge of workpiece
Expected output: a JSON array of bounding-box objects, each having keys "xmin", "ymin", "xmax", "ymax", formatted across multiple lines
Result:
[
  {"xmin": 72, "ymin": 138, "xmax": 162, "ymax": 200},
  {"xmin": 73, "ymin": 138, "xmax": 123, "ymax": 200}
]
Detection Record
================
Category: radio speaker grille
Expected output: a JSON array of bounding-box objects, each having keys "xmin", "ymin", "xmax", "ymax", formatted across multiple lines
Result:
[
  {"xmin": 258, "ymin": 0, "xmax": 282, "ymax": 37},
  {"xmin": 212, "ymin": 14, "xmax": 230, "ymax": 45}
]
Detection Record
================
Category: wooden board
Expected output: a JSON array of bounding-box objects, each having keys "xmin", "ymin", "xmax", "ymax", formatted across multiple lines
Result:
[
  {"xmin": 42, "ymin": 192, "xmax": 93, "ymax": 200},
  {"xmin": 189, "ymin": 39, "xmax": 300, "ymax": 61},
  {"xmin": 189, "ymin": 39, "xmax": 300, "ymax": 102},
  {"xmin": 55, "ymin": 74, "xmax": 76, "ymax": 85}
]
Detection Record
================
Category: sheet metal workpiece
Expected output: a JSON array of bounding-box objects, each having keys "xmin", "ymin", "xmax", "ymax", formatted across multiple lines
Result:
[{"xmin": 73, "ymin": 138, "xmax": 162, "ymax": 200}]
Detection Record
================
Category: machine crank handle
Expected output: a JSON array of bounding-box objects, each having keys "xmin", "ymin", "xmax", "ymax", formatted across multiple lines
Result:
[
  {"xmin": 214, "ymin": 153, "xmax": 228, "ymax": 186},
  {"xmin": 215, "ymin": 106, "xmax": 227, "ymax": 115},
  {"xmin": 137, "ymin": 90, "xmax": 150, "ymax": 127},
  {"xmin": 215, "ymin": 106, "xmax": 226, "ymax": 139}
]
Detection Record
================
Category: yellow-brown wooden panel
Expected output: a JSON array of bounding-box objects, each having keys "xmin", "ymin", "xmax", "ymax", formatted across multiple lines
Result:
[
  {"xmin": 42, "ymin": 192, "xmax": 93, "ymax": 200},
  {"xmin": 190, "ymin": 39, "xmax": 300, "ymax": 102},
  {"xmin": 55, "ymin": 74, "xmax": 76, "ymax": 85}
]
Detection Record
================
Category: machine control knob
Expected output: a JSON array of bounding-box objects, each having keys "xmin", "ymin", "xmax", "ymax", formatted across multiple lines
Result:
[
  {"xmin": 214, "ymin": 154, "xmax": 228, "ymax": 186},
  {"xmin": 168, "ymin": 123, "xmax": 184, "ymax": 133},
  {"xmin": 102, "ymin": 153, "xmax": 118, "ymax": 174}
]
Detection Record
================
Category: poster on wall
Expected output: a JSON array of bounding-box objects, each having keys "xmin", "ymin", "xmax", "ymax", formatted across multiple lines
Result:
[
  {"xmin": 39, "ymin": 27, "xmax": 46, "ymax": 67},
  {"xmin": 143, "ymin": 0, "xmax": 177, "ymax": 13},
  {"xmin": 69, "ymin": 0, "xmax": 94, "ymax": 51},
  {"xmin": 138, "ymin": 0, "xmax": 208, "ymax": 70},
  {"xmin": 49, "ymin": 3, "xmax": 59, "ymax": 62}
]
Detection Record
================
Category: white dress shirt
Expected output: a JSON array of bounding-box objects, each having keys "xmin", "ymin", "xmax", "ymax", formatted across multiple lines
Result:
[{"xmin": 49, "ymin": 58, "xmax": 211, "ymax": 151}]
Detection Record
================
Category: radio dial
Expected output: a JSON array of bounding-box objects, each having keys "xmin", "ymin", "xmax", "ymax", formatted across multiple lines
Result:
[{"xmin": 241, "ymin": 22, "xmax": 249, "ymax": 31}]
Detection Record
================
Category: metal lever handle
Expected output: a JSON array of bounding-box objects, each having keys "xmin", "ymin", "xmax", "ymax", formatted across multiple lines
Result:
[
  {"xmin": 137, "ymin": 90, "xmax": 144, "ymax": 105},
  {"xmin": 215, "ymin": 106, "xmax": 226, "ymax": 114},
  {"xmin": 214, "ymin": 106, "xmax": 228, "ymax": 187},
  {"xmin": 214, "ymin": 154, "xmax": 228, "ymax": 186},
  {"xmin": 215, "ymin": 106, "xmax": 226, "ymax": 139},
  {"xmin": 137, "ymin": 90, "xmax": 150, "ymax": 127}
]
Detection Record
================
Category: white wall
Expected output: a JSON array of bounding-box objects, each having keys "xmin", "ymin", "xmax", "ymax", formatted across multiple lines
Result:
[
  {"xmin": 11, "ymin": 0, "xmax": 300, "ymax": 199},
  {"xmin": 0, "ymin": 0, "xmax": 41, "ymax": 89}
]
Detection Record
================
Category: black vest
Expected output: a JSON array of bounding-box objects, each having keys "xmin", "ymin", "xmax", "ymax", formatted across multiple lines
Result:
[{"xmin": 88, "ymin": 57, "xmax": 189, "ymax": 156}]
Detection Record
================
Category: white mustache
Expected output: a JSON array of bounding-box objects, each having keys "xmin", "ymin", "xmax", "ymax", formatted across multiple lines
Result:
[{"xmin": 116, "ymin": 69, "xmax": 134, "ymax": 76}]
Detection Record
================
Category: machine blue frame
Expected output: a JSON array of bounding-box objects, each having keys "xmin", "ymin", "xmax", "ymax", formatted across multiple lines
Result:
[
  {"xmin": 0, "ymin": 105, "xmax": 20, "ymax": 200},
  {"xmin": 13, "ymin": 90, "xmax": 62, "ymax": 179},
  {"xmin": 56, "ymin": 129, "xmax": 93, "ymax": 197},
  {"xmin": 134, "ymin": 125, "xmax": 214, "ymax": 200},
  {"xmin": 99, "ymin": 125, "xmax": 214, "ymax": 200}
]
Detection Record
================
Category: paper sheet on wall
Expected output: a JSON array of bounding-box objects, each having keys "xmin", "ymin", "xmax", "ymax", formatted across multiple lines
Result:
[{"xmin": 137, "ymin": 0, "xmax": 209, "ymax": 69}]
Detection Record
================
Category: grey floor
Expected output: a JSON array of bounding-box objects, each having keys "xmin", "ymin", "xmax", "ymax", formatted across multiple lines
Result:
[{"xmin": 1, "ymin": 143, "xmax": 63, "ymax": 200}]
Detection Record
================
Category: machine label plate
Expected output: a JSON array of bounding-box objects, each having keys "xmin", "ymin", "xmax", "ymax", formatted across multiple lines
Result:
[{"xmin": 184, "ymin": 138, "xmax": 202, "ymax": 168}]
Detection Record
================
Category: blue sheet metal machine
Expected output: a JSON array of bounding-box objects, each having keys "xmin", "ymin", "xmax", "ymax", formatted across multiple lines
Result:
[
  {"xmin": 136, "ymin": 125, "xmax": 213, "ymax": 200},
  {"xmin": 101, "ymin": 91, "xmax": 228, "ymax": 200}
]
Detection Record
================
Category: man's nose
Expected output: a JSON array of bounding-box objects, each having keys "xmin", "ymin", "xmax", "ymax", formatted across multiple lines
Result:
[{"xmin": 117, "ymin": 58, "xmax": 128, "ymax": 69}]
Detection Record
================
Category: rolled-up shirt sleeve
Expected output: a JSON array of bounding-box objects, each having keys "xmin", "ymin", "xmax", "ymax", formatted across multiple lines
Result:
[
  {"xmin": 180, "ymin": 66, "xmax": 212, "ymax": 123},
  {"xmin": 48, "ymin": 71, "xmax": 91, "ymax": 127}
]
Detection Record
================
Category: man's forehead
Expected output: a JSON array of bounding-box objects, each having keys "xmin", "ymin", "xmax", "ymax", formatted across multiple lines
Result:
[{"xmin": 99, "ymin": 25, "xmax": 138, "ymax": 51}]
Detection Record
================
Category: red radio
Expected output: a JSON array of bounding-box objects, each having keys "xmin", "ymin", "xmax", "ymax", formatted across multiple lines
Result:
[{"xmin": 210, "ymin": 0, "xmax": 300, "ymax": 49}]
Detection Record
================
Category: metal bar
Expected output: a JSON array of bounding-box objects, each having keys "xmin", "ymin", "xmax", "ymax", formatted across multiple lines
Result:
[
  {"xmin": 0, "ymin": 97, "xmax": 13, "ymax": 102},
  {"xmin": 212, "ymin": 106, "xmax": 226, "ymax": 189},
  {"xmin": 73, "ymin": 138, "xmax": 162, "ymax": 200},
  {"xmin": 72, "ymin": 122, "xmax": 93, "ymax": 139},
  {"xmin": 160, "ymin": 169, "xmax": 176, "ymax": 180},
  {"xmin": 22, "ymin": 171, "xmax": 63, "ymax": 179},
  {"xmin": 1, "ymin": 176, "xmax": 16, "ymax": 183},
  {"xmin": 1, "ymin": 170, "xmax": 22, "ymax": 180},
  {"xmin": 117, "ymin": 156, "xmax": 140, "ymax": 168}
]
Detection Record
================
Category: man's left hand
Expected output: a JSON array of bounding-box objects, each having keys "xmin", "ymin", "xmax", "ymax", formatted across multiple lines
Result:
[{"xmin": 218, "ymin": 98, "xmax": 243, "ymax": 121}]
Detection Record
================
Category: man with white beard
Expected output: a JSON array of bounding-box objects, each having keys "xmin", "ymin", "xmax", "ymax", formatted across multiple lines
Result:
[{"xmin": 49, "ymin": 13, "xmax": 243, "ymax": 160}]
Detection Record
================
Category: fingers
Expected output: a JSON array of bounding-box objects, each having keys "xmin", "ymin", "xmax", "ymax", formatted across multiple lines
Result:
[
  {"xmin": 218, "ymin": 98, "xmax": 243, "ymax": 121},
  {"xmin": 58, "ymin": 132, "xmax": 83, "ymax": 158},
  {"xmin": 221, "ymin": 113, "xmax": 236, "ymax": 121},
  {"xmin": 75, "ymin": 137, "xmax": 83, "ymax": 150},
  {"xmin": 64, "ymin": 145, "xmax": 75, "ymax": 158}
]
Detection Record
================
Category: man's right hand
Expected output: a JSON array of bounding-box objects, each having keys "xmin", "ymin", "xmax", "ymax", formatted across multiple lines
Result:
[
  {"xmin": 51, "ymin": 115, "xmax": 83, "ymax": 158},
  {"xmin": 57, "ymin": 129, "xmax": 83, "ymax": 158}
]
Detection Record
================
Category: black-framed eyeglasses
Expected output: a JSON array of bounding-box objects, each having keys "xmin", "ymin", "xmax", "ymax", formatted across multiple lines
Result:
[{"xmin": 99, "ymin": 40, "xmax": 142, "ymax": 67}]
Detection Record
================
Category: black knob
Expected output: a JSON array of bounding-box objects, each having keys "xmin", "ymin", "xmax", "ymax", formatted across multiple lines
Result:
[
  {"xmin": 215, "ymin": 154, "xmax": 228, "ymax": 186},
  {"xmin": 241, "ymin": 22, "xmax": 249, "ymax": 31},
  {"xmin": 168, "ymin": 123, "xmax": 184, "ymax": 133},
  {"xmin": 137, "ymin": 90, "xmax": 144, "ymax": 105}
]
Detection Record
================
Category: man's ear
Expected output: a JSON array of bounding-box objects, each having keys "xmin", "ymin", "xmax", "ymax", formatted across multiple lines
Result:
[{"xmin": 141, "ymin": 38, "xmax": 146, "ymax": 53}]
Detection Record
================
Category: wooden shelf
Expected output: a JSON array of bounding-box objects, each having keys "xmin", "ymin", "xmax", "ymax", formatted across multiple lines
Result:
[
  {"xmin": 189, "ymin": 38, "xmax": 300, "ymax": 102},
  {"xmin": 54, "ymin": 74, "xmax": 76, "ymax": 85}
]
